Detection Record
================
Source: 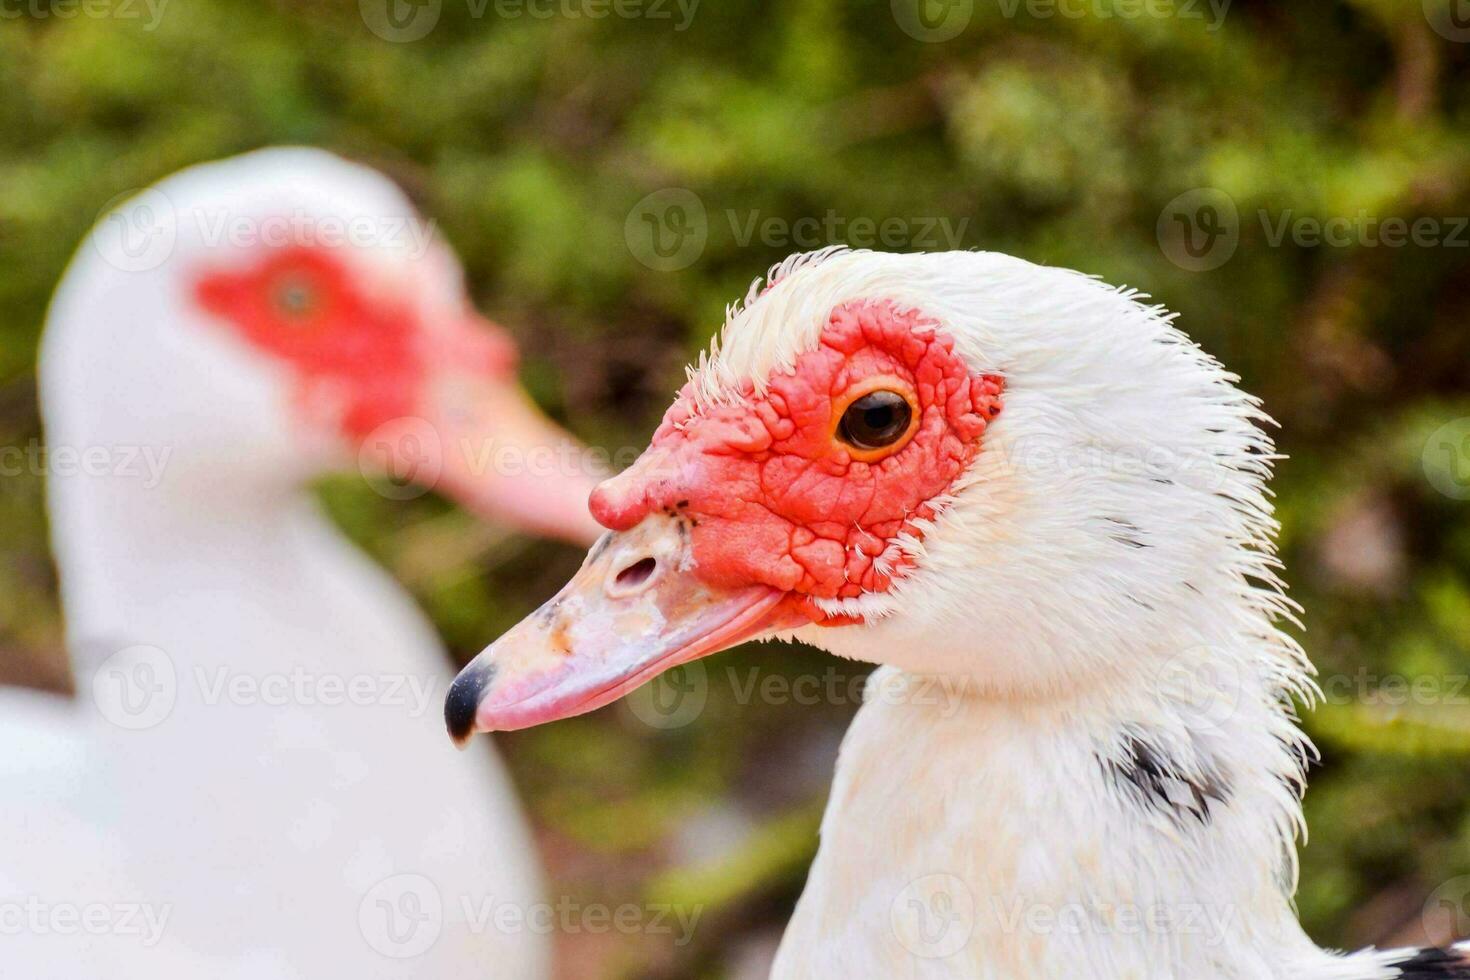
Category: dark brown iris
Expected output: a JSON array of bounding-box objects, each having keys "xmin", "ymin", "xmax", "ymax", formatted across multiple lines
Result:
[
  {"xmin": 272, "ymin": 276, "xmax": 320, "ymax": 320},
  {"xmin": 837, "ymin": 390, "xmax": 912, "ymax": 451}
]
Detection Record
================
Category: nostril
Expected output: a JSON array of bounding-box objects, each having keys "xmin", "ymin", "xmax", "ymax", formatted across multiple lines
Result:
[
  {"xmin": 608, "ymin": 556, "xmax": 658, "ymax": 597},
  {"xmin": 616, "ymin": 557, "xmax": 657, "ymax": 588}
]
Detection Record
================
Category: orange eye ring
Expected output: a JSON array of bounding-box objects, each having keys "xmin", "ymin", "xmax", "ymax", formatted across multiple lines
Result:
[{"xmin": 831, "ymin": 376, "xmax": 921, "ymax": 463}]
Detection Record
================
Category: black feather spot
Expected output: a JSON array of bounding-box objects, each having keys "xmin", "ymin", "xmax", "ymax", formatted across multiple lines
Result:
[
  {"xmin": 1390, "ymin": 948, "xmax": 1470, "ymax": 978},
  {"xmin": 1100, "ymin": 734, "xmax": 1230, "ymax": 826}
]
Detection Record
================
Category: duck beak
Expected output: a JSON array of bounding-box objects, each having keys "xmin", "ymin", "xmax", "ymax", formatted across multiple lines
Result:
[
  {"xmin": 445, "ymin": 513, "xmax": 801, "ymax": 745},
  {"xmin": 362, "ymin": 346, "xmax": 603, "ymax": 548},
  {"xmin": 425, "ymin": 378, "xmax": 603, "ymax": 546}
]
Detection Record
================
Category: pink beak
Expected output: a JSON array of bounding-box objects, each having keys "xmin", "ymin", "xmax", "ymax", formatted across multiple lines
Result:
[
  {"xmin": 444, "ymin": 513, "xmax": 804, "ymax": 744},
  {"xmin": 357, "ymin": 330, "xmax": 603, "ymax": 547}
]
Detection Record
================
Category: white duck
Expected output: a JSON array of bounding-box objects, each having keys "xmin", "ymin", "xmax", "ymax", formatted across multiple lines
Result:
[
  {"xmin": 4, "ymin": 148, "xmax": 601, "ymax": 978},
  {"xmin": 448, "ymin": 247, "xmax": 1469, "ymax": 979}
]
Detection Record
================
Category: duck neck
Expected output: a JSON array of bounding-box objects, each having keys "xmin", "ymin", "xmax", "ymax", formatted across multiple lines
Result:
[
  {"xmin": 45, "ymin": 443, "xmax": 341, "ymax": 672},
  {"xmin": 775, "ymin": 639, "xmax": 1335, "ymax": 979}
]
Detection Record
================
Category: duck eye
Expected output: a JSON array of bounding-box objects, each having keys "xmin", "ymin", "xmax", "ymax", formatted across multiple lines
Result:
[{"xmin": 837, "ymin": 389, "xmax": 913, "ymax": 452}]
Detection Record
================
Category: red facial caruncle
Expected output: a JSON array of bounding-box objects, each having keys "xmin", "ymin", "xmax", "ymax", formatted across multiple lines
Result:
[
  {"xmin": 591, "ymin": 298, "xmax": 1005, "ymax": 620},
  {"xmin": 192, "ymin": 244, "xmax": 516, "ymax": 438},
  {"xmin": 446, "ymin": 296, "xmax": 1005, "ymax": 741},
  {"xmin": 191, "ymin": 241, "xmax": 605, "ymax": 548}
]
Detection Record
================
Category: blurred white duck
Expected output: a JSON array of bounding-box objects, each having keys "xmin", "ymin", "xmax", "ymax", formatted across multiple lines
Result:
[
  {"xmin": 448, "ymin": 248, "xmax": 1470, "ymax": 979},
  {"xmin": 3, "ymin": 148, "xmax": 601, "ymax": 978}
]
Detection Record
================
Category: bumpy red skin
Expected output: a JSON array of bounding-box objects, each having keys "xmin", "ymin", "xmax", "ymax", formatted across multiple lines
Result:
[
  {"xmin": 193, "ymin": 245, "xmax": 515, "ymax": 436},
  {"xmin": 591, "ymin": 300, "xmax": 1004, "ymax": 619}
]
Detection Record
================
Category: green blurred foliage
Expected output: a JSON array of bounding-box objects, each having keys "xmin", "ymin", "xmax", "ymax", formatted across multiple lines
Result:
[{"xmin": 1, "ymin": 0, "xmax": 1469, "ymax": 975}]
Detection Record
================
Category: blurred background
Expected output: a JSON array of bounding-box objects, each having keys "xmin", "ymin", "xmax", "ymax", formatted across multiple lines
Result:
[{"xmin": 3, "ymin": 0, "xmax": 1470, "ymax": 976}]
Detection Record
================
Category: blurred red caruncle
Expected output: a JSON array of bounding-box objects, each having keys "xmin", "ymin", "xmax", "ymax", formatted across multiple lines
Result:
[{"xmin": 191, "ymin": 245, "xmax": 515, "ymax": 438}]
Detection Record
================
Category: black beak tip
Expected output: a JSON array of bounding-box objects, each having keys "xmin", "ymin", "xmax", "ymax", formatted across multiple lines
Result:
[{"xmin": 445, "ymin": 662, "xmax": 495, "ymax": 749}]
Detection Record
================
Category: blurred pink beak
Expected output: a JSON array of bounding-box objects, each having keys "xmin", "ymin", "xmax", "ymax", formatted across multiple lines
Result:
[{"xmin": 359, "ymin": 338, "xmax": 603, "ymax": 547}]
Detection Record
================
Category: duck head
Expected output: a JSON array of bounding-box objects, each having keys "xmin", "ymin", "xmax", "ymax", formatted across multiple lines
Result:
[
  {"xmin": 44, "ymin": 147, "xmax": 602, "ymax": 545},
  {"xmin": 447, "ymin": 247, "xmax": 1289, "ymax": 742}
]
